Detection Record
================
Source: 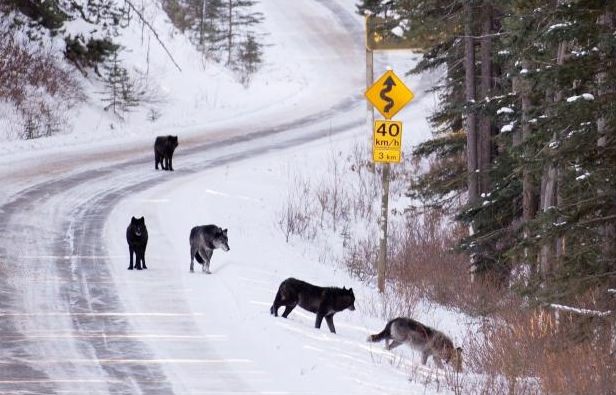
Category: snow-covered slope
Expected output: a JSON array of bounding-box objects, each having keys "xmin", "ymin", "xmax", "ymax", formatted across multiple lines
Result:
[
  {"xmin": 0, "ymin": 0, "xmax": 364, "ymax": 157},
  {"xmin": 104, "ymin": 129, "xmax": 470, "ymax": 394}
]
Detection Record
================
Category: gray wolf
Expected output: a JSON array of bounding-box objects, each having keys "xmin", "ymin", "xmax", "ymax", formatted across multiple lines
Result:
[
  {"xmin": 126, "ymin": 216, "xmax": 148, "ymax": 270},
  {"xmin": 270, "ymin": 277, "xmax": 356, "ymax": 334},
  {"xmin": 367, "ymin": 317, "xmax": 462, "ymax": 371},
  {"xmin": 154, "ymin": 135, "xmax": 178, "ymax": 171},
  {"xmin": 189, "ymin": 225, "xmax": 229, "ymax": 273}
]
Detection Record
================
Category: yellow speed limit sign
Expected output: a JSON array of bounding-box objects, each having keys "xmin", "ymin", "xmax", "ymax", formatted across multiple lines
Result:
[{"xmin": 373, "ymin": 120, "xmax": 402, "ymax": 163}]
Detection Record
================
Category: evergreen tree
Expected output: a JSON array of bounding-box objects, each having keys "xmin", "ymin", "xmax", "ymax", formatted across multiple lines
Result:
[
  {"xmin": 100, "ymin": 49, "xmax": 137, "ymax": 120},
  {"xmin": 220, "ymin": 0, "xmax": 263, "ymax": 66},
  {"xmin": 233, "ymin": 32, "xmax": 263, "ymax": 86},
  {"xmin": 361, "ymin": 0, "xmax": 616, "ymax": 307}
]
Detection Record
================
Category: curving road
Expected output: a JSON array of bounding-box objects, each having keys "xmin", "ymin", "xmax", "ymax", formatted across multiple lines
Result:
[{"xmin": 0, "ymin": 1, "xmax": 367, "ymax": 394}]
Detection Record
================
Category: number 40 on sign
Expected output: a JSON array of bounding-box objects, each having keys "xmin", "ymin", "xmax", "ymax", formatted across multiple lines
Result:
[{"xmin": 373, "ymin": 120, "xmax": 402, "ymax": 163}]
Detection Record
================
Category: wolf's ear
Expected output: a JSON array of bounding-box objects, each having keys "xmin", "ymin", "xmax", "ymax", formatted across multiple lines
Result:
[
  {"xmin": 138, "ymin": 217, "xmax": 145, "ymax": 223},
  {"xmin": 349, "ymin": 288, "xmax": 353, "ymax": 293},
  {"xmin": 222, "ymin": 228, "xmax": 228, "ymax": 235},
  {"xmin": 343, "ymin": 286, "xmax": 346, "ymax": 290},
  {"xmin": 131, "ymin": 216, "xmax": 137, "ymax": 221}
]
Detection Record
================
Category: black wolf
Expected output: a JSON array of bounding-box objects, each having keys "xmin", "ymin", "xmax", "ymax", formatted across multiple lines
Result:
[
  {"xmin": 154, "ymin": 135, "xmax": 178, "ymax": 171},
  {"xmin": 126, "ymin": 216, "xmax": 148, "ymax": 270},
  {"xmin": 270, "ymin": 277, "xmax": 356, "ymax": 334},
  {"xmin": 189, "ymin": 225, "xmax": 229, "ymax": 273},
  {"xmin": 367, "ymin": 317, "xmax": 462, "ymax": 371}
]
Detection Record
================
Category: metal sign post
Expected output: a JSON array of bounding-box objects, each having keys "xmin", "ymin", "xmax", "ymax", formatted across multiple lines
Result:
[{"xmin": 366, "ymin": 68, "xmax": 414, "ymax": 294}]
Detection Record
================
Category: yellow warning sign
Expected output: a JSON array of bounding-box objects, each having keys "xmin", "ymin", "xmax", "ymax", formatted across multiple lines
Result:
[
  {"xmin": 365, "ymin": 70, "xmax": 414, "ymax": 119},
  {"xmin": 373, "ymin": 120, "xmax": 402, "ymax": 163}
]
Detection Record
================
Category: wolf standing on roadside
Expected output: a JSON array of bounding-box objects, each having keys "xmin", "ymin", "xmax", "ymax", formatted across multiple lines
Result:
[
  {"xmin": 270, "ymin": 277, "xmax": 356, "ymax": 334},
  {"xmin": 154, "ymin": 135, "xmax": 178, "ymax": 171},
  {"xmin": 189, "ymin": 225, "xmax": 229, "ymax": 273},
  {"xmin": 367, "ymin": 317, "xmax": 462, "ymax": 371},
  {"xmin": 126, "ymin": 216, "xmax": 148, "ymax": 270}
]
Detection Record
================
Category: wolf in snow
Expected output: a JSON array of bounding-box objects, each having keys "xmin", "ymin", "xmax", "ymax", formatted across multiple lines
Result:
[
  {"xmin": 189, "ymin": 225, "xmax": 229, "ymax": 273},
  {"xmin": 154, "ymin": 135, "xmax": 178, "ymax": 171},
  {"xmin": 126, "ymin": 216, "xmax": 148, "ymax": 270},
  {"xmin": 367, "ymin": 317, "xmax": 462, "ymax": 371},
  {"xmin": 270, "ymin": 277, "xmax": 356, "ymax": 334}
]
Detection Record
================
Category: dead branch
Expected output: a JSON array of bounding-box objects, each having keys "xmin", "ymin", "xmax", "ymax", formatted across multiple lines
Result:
[{"xmin": 124, "ymin": 0, "xmax": 182, "ymax": 72}]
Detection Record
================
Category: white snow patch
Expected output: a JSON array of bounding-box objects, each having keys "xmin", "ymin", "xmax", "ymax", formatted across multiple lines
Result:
[
  {"xmin": 547, "ymin": 22, "xmax": 573, "ymax": 33},
  {"xmin": 566, "ymin": 93, "xmax": 595, "ymax": 102},
  {"xmin": 497, "ymin": 107, "xmax": 514, "ymax": 115},
  {"xmin": 501, "ymin": 123, "xmax": 515, "ymax": 133},
  {"xmin": 391, "ymin": 26, "xmax": 404, "ymax": 37}
]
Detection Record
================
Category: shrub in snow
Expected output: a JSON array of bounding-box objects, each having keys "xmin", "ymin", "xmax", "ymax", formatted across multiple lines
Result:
[{"xmin": 0, "ymin": 26, "xmax": 84, "ymax": 139}]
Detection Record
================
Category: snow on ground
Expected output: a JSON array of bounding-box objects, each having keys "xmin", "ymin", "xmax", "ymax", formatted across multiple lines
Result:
[{"xmin": 104, "ymin": 126, "xmax": 471, "ymax": 394}]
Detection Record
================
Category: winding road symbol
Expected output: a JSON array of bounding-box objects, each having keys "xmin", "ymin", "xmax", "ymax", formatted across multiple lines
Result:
[
  {"xmin": 365, "ymin": 70, "xmax": 414, "ymax": 119},
  {"xmin": 379, "ymin": 76, "xmax": 396, "ymax": 113}
]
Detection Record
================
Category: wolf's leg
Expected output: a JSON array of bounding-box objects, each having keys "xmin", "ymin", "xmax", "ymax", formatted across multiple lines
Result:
[
  {"xmin": 128, "ymin": 246, "xmax": 134, "ymax": 270},
  {"xmin": 325, "ymin": 314, "xmax": 336, "ymax": 333},
  {"xmin": 421, "ymin": 350, "xmax": 430, "ymax": 365},
  {"xmin": 386, "ymin": 340, "xmax": 403, "ymax": 351},
  {"xmin": 168, "ymin": 155, "xmax": 174, "ymax": 171},
  {"xmin": 433, "ymin": 356, "xmax": 444, "ymax": 369},
  {"xmin": 190, "ymin": 244, "xmax": 197, "ymax": 272},
  {"xmin": 141, "ymin": 247, "xmax": 147, "ymax": 269},
  {"xmin": 201, "ymin": 249, "xmax": 213, "ymax": 273},
  {"xmin": 281, "ymin": 305, "xmax": 295, "ymax": 318},
  {"xmin": 315, "ymin": 313, "xmax": 325, "ymax": 329},
  {"xmin": 135, "ymin": 249, "xmax": 142, "ymax": 270},
  {"xmin": 155, "ymin": 153, "xmax": 160, "ymax": 170},
  {"xmin": 271, "ymin": 292, "xmax": 282, "ymax": 316}
]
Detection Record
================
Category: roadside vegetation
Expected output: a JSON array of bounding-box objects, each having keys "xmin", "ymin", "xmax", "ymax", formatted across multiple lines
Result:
[{"xmin": 0, "ymin": 0, "xmax": 264, "ymax": 140}]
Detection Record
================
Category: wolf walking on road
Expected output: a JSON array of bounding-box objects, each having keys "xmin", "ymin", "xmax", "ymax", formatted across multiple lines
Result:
[
  {"xmin": 270, "ymin": 277, "xmax": 356, "ymax": 334},
  {"xmin": 154, "ymin": 135, "xmax": 178, "ymax": 171},
  {"xmin": 126, "ymin": 216, "xmax": 148, "ymax": 270},
  {"xmin": 367, "ymin": 317, "xmax": 462, "ymax": 371},
  {"xmin": 189, "ymin": 225, "xmax": 229, "ymax": 273}
]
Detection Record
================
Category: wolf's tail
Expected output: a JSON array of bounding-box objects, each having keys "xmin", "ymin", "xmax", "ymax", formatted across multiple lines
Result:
[
  {"xmin": 195, "ymin": 251, "xmax": 204, "ymax": 264},
  {"xmin": 367, "ymin": 323, "xmax": 391, "ymax": 343}
]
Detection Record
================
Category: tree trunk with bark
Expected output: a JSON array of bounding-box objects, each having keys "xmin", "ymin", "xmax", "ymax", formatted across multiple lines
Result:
[
  {"xmin": 479, "ymin": 2, "xmax": 492, "ymax": 194},
  {"xmin": 464, "ymin": 1, "xmax": 478, "ymax": 203},
  {"xmin": 540, "ymin": 41, "xmax": 567, "ymax": 278}
]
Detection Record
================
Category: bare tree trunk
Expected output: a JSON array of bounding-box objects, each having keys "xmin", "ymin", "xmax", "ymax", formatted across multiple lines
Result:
[
  {"xmin": 598, "ymin": 11, "xmax": 616, "ymax": 265},
  {"xmin": 540, "ymin": 41, "xmax": 567, "ymax": 277},
  {"xmin": 521, "ymin": 62, "xmax": 536, "ymax": 269},
  {"xmin": 520, "ymin": 66, "xmax": 535, "ymax": 226},
  {"xmin": 227, "ymin": 0, "xmax": 233, "ymax": 65},
  {"xmin": 464, "ymin": 1, "xmax": 479, "ymax": 276},
  {"xmin": 464, "ymin": 1, "xmax": 478, "ymax": 203},
  {"xmin": 540, "ymin": 163, "xmax": 557, "ymax": 276},
  {"xmin": 479, "ymin": 3, "xmax": 492, "ymax": 194},
  {"xmin": 200, "ymin": 0, "xmax": 206, "ymax": 46},
  {"xmin": 513, "ymin": 57, "xmax": 536, "ymax": 269}
]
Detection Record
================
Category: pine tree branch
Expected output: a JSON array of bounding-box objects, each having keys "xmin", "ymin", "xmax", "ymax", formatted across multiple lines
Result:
[{"xmin": 124, "ymin": 0, "xmax": 182, "ymax": 72}]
